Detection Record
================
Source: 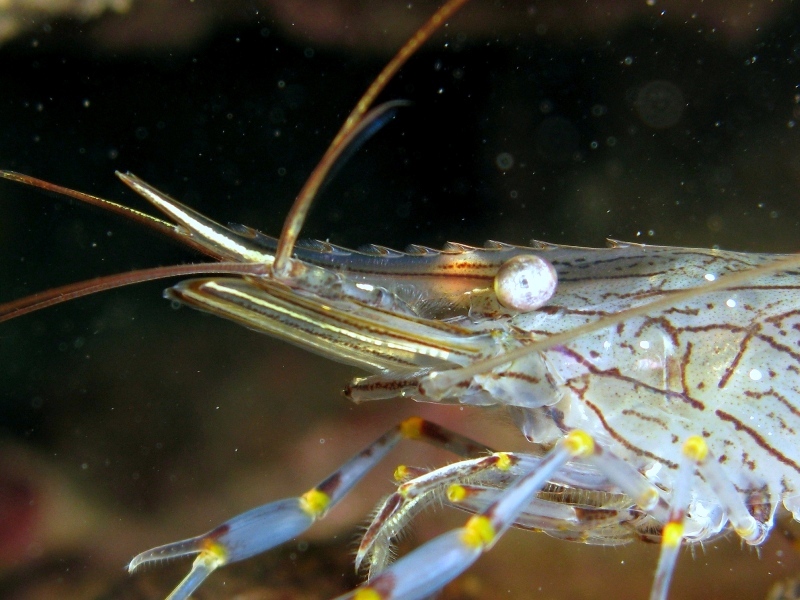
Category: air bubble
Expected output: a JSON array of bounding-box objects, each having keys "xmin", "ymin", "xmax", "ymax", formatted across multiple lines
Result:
[
  {"xmin": 591, "ymin": 104, "xmax": 607, "ymax": 117},
  {"xmin": 495, "ymin": 152, "xmax": 514, "ymax": 171}
]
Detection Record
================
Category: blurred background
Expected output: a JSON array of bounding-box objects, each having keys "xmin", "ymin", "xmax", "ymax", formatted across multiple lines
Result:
[{"xmin": 0, "ymin": 1, "xmax": 799, "ymax": 598}]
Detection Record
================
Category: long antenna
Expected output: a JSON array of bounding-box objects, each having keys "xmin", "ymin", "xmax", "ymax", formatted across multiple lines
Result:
[{"xmin": 271, "ymin": 0, "xmax": 470, "ymax": 278}]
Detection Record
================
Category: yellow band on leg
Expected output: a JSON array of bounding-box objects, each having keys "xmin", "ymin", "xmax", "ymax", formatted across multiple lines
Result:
[
  {"xmin": 682, "ymin": 436, "xmax": 708, "ymax": 462},
  {"xmin": 299, "ymin": 488, "xmax": 331, "ymax": 516},
  {"xmin": 400, "ymin": 416, "xmax": 424, "ymax": 439},
  {"xmin": 354, "ymin": 587, "xmax": 384, "ymax": 600},
  {"xmin": 461, "ymin": 515, "xmax": 495, "ymax": 549},
  {"xmin": 564, "ymin": 430, "xmax": 595, "ymax": 457},
  {"xmin": 662, "ymin": 521, "xmax": 684, "ymax": 548}
]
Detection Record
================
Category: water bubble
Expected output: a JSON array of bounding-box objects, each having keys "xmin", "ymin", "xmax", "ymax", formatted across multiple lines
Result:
[{"xmin": 495, "ymin": 152, "xmax": 514, "ymax": 171}]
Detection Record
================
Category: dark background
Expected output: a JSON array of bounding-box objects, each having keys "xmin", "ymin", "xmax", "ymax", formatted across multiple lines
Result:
[{"xmin": 0, "ymin": 1, "xmax": 799, "ymax": 598}]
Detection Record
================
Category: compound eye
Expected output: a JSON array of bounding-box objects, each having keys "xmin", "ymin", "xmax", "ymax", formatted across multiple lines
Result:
[{"xmin": 493, "ymin": 254, "xmax": 558, "ymax": 312}]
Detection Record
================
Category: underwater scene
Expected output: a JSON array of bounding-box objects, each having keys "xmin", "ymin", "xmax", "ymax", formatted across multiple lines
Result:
[{"xmin": 1, "ymin": 1, "xmax": 800, "ymax": 598}]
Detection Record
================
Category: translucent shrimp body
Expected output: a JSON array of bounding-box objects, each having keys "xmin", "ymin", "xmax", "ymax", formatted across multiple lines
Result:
[
  {"xmin": 1, "ymin": 0, "xmax": 799, "ymax": 597},
  {"xmin": 114, "ymin": 170, "xmax": 800, "ymax": 599}
]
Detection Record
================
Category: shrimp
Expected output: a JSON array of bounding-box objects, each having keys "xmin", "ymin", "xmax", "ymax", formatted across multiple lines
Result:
[{"xmin": 1, "ymin": 1, "xmax": 800, "ymax": 599}]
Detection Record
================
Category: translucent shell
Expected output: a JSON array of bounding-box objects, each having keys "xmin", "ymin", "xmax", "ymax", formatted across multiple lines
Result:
[{"xmin": 493, "ymin": 254, "xmax": 558, "ymax": 312}]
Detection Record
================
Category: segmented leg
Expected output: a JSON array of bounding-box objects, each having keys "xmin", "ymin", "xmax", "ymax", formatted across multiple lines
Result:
[
  {"xmin": 339, "ymin": 431, "xmax": 771, "ymax": 600},
  {"xmin": 335, "ymin": 431, "xmax": 595, "ymax": 600},
  {"xmin": 359, "ymin": 450, "xmax": 652, "ymax": 576},
  {"xmin": 358, "ymin": 452, "xmax": 514, "ymax": 575},
  {"xmin": 126, "ymin": 417, "xmax": 490, "ymax": 600},
  {"xmin": 650, "ymin": 436, "xmax": 768, "ymax": 600},
  {"xmin": 448, "ymin": 483, "xmax": 644, "ymax": 543}
]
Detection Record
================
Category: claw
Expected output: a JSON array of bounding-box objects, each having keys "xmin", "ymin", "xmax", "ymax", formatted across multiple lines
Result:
[
  {"xmin": 128, "ymin": 423, "xmax": 414, "ymax": 598},
  {"xmin": 128, "ymin": 498, "xmax": 315, "ymax": 598},
  {"xmin": 162, "ymin": 552, "xmax": 224, "ymax": 600},
  {"xmin": 343, "ymin": 437, "xmax": 576, "ymax": 600}
]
